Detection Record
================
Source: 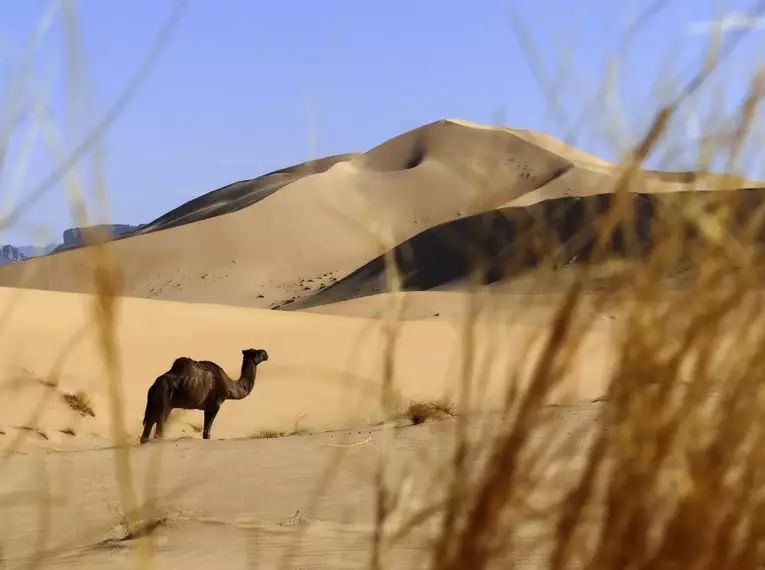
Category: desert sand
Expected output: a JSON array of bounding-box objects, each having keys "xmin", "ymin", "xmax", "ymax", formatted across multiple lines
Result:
[{"xmin": 0, "ymin": 119, "xmax": 761, "ymax": 568}]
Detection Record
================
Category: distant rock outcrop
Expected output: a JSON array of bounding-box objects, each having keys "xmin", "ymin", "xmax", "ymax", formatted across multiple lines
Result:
[
  {"xmin": 2, "ymin": 224, "xmax": 142, "ymax": 261},
  {"xmin": 15, "ymin": 244, "xmax": 58, "ymax": 258},
  {"xmin": 0, "ymin": 245, "xmax": 26, "ymax": 265},
  {"xmin": 54, "ymin": 224, "xmax": 143, "ymax": 252}
]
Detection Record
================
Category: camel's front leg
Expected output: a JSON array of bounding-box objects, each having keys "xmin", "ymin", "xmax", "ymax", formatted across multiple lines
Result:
[{"xmin": 202, "ymin": 403, "xmax": 221, "ymax": 440}]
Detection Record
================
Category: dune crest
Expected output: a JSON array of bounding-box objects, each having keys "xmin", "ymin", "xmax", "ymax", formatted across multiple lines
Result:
[{"xmin": 0, "ymin": 119, "xmax": 760, "ymax": 315}]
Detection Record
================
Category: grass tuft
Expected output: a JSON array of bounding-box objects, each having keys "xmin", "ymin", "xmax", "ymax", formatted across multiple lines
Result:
[
  {"xmin": 94, "ymin": 515, "xmax": 169, "ymax": 550},
  {"xmin": 253, "ymin": 429, "xmax": 288, "ymax": 439},
  {"xmin": 62, "ymin": 390, "xmax": 95, "ymax": 417},
  {"xmin": 118, "ymin": 516, "xmax": 168, "ymax": 542},
  {"xmin": 19, "ymin": 425, "xmax": 48, "ymax": 440},
  {"xmin": 404, "ymin": 399, "xmax": 455, "ymax": 426}
]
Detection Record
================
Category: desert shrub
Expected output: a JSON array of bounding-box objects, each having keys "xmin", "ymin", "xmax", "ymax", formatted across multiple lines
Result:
[
  {"xmin": 62, "ymin": 390, "xmax": 95, "ymax": 417},
  {"xmin": 404, "ymin": 400, "xmax": 456, "ymax": 425}
]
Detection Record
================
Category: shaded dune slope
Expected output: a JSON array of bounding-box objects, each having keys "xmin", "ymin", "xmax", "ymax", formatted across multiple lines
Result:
[
  {"xmin": 46, "ymin": 153, "xmax": 358, "ymax": 255},
  {"xmin": 285, "ymin": 188, "xmax": 765, "ymax": 311},
  {"xmin": 135, "ymin": 153, "xmax": 358, "ymax": 235}
]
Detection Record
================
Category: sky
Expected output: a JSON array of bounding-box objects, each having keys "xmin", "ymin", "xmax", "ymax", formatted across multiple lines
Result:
[{"xmin": 0, "ymin": 0, "xmax": 764, "ymax": 245}]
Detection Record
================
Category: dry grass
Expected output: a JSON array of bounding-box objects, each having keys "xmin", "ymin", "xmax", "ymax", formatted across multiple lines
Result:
[
  {"xmin": 289, "ymin": 412, "xmax": 312, "ymax": 436},
  {"xmin": 95, "ymin": 514, "xmax": 169, "ymax": 549},
  {"xmin": 419, "ymin": 12, "xmax": 765, "ymax": 570},
  {"xmin": 62, "ymin": 390, "xmax": 95, "ymax": 417},
  {"xmin": 253, "ymin": 415, "xmax": 313, "ymax": 439},
  {"xmin": 19, "ymin": 425, "xmax": 48, "ymax": 440},
  {"xmin": 116, "ymin": 516, "xmax": 168, "ymax": 542},
  {"xmin": 403, "ymin": 400, "xmax": 456, "ymax": 426},
  {"xmin": 0, "ymin": 4, "xmax": 186, "ymax": 568},
  {"xmin": 253, "ymin": 429, "xmax": 288, "ymax": 439}
]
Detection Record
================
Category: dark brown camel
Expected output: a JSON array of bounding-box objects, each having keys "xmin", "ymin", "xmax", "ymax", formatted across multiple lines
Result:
[{"xmin": 140, "ymin": 348, "xmax": 269, "ymax": 444}]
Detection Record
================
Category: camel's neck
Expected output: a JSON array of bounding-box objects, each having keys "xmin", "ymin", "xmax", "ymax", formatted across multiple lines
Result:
[{"xmin": 227, "ymin": 359, "xmax": 258, "ymax": 400}]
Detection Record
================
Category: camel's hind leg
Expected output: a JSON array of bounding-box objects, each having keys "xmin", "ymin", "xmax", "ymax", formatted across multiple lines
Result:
[
  {"xmin": 154, "ymin": 416, "xmax": 165, "ymax": 440},
  {"xmin": 140, "ymin": 377, "xmax": 172, "ymax": 444},
  {"xmin": 140, "ymin": 383, "xmax": 158, "ymax": 444},
  {"xmin": 155, "ymin": 407, "xmax": 172, "ymax": 440},
  {"xmin": 140, "ymin": 419, "xmax": 155, "ymax": 444}
]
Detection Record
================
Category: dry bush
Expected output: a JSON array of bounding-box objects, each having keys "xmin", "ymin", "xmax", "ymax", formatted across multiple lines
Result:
[
  {"xmin": 62, "ymin": 390, "xmax": 95, "ymax": 417},
  {"xmin": 404, "ymin": 400, "xmax": 456, "ymax": 426},
  {"xmin": 427, "ymin": 231, "xmax": 765, "ymax": 570},
  {"xmin": 417, "ymin": 24, "xmax": 765, "ymax": 570},
  {"xmin": 114, "ymin": 516, "xmax": 168, "ymax": 543}
]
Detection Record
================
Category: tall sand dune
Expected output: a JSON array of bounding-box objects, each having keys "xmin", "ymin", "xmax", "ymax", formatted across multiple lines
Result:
[
  {"xmin": 0, "ymin": 120, "xmax": 627, "ymax": 308},
  {"xmin": 0, "ymin": 119, "xmax": 760, "ymax": 316}
]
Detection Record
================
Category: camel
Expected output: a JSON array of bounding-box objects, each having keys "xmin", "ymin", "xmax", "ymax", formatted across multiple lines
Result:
[{"xmin": 140, "ymin": 348, "xmax": 269, "ymax": 444}]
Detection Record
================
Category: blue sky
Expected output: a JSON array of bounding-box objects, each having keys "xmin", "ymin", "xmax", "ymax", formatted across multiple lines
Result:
[{"xmin": 0, "ymin": 0, "xmax": 764, "ymax": 245}]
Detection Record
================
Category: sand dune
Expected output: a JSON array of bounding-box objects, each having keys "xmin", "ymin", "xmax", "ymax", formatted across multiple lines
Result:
[
  {"xmin": 285, "ymin": 188, "xmax": 765, "ymax": 311},
  {"xmin": 0, "ymin": 286, "xmax": 617, "ymax": 454},
  {"xmin": 1, "ymin": 119, "xmax": 760, "ymax": 316},
  {"xmin": 6, "ymin": 118, "xmax": 747, "ymax": 312},
  {"xmin": 0, "ymin": 119, "xmax": 575, "ymax": 308}
]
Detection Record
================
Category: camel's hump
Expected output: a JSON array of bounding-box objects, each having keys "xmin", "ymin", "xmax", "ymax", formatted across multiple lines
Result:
[
  {"xmin": 197, "ymin": 360, "xmax": 225, "ymax": 373},
  {"xmin": 168, "ymin": 357, "xmax": 223, "ymax": 375},
  {"xmin": 169, "ymin": 356, "xmax": 197, "ymax": 373}
]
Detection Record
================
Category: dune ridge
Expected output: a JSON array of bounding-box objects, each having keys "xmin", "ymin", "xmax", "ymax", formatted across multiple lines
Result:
[{"xmin": 0, "ymin": 119, "xmax": 759, "ymax": 316}]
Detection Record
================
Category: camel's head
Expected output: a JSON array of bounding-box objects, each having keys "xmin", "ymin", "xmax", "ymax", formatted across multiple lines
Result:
[{"xmin": 242, "ymin": 348, "xmax": 269, "ymax": 365}]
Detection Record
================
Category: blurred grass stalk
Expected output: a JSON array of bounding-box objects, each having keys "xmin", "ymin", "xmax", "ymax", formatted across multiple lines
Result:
[
  {"xmin": 0, "ymin": 1, "xmax": 186, "ymax": 567},
  {"xmin": 421, "ymin": 4, "xmax": 765, "ymax": 570}
]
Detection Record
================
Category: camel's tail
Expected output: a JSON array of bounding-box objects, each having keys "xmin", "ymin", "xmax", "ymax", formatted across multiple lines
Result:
[{"xmin": 143, "ymin": 375, "xmax": 174, "ymax": 426}]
